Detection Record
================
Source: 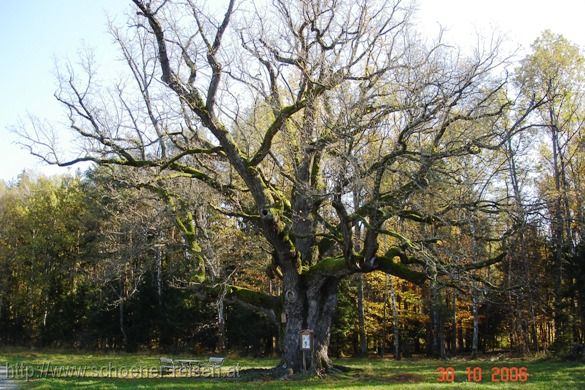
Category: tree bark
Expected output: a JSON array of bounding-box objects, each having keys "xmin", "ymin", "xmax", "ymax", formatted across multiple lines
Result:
[
  {"xmin": 471, "ymin": 293, "xmax": 479, "ymax": 358},
  {"xmin": 551, "ymin": 124, "xmax": 567, "ymax": 347},
  {"xmin": 389, "ymin": 275, "xmax": 401, "ymax": 360},
  {"xmin": 307, "ymin": 276, "xmax": 339, "ymax": 370},
  {"xmin": 279, "ymin": 265, "xmax": 339, "ymax": 373},
  {"xmin": 280, "ymin": 256, "xmax": 304, "ymax": 372},
  {"xmin": 155, "ymin": 244, "xmax": 163, "ymax": 306},
  {"xmin": 430, "ymin": 281, "xmax": 445, "ymax": 358},
  {"xmin": 451, "ymin": 293, "xmax": 457, "ymax": 355},
  {"xmin": 216, "ymin": 285, "xmax": 227, "ymax": 352},
  {"xmin": 357, "ymin": 273, "xmax": 368, "ymax": 356},
  {"xmin": 381, "ymin": 281, "xmax": 387, "ymax": 358},
  {"xmin": 119, "ymin": 298, "xmax": 127, "ymax": 348}
]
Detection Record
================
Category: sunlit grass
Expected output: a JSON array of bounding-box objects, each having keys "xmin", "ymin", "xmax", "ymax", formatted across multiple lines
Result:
[{"xmin": 1, "ymin": 349, "xmax": 583, "ymax": 389}]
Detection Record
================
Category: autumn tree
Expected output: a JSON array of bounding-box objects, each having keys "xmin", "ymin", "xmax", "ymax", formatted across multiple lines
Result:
[
  {"xmin": 21, "ymin": 0, "xmax": 531, "ymax": 372},
  {"xmin": 515, "ymin": 31, "xmax": 585, "ymax": 348},
  {"xmin": 0, "ymin": 174, "xmax": 92, "ymax": 346}
]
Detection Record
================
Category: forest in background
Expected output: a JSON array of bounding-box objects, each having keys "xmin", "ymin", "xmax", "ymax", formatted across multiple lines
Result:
[
  {"xmin": 3, "ymin": 26, "xmax": 585, "ymax": 353},
  {"xmin": 2, "ymin": 0, "xmax": 585, "ymax": 368},
  {"xmin": 1, "ymin": 148, "xmax": 585, "ymax": 358}
]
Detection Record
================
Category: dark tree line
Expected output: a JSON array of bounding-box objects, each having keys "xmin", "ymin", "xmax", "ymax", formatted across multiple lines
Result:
[{"xmin": 0, "ymin": 171, "xmax": 279, "ymax": 354}]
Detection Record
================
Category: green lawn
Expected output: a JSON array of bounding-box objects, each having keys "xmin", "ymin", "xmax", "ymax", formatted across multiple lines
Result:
[{"xmin": 1, "ymin": 349, "xmax": 583, "ymax": 389}]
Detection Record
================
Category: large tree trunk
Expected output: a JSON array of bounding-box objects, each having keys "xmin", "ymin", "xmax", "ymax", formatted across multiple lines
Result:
[
  {"xmin": 280, "ymin": 261, "xmax": 339, "ymax": 373},
  {"xmin": 307, "ymin": 276, "xmax": 339, "ymax": 370},
  {"xmin": 281, "ymin": 260, "xmax": 304, "ymax": 373}
]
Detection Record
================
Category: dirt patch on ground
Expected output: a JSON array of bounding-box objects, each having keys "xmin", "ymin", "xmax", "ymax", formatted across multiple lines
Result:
[{"xmin": 238, "ymin": 368, "xmax": 277, "ymax": 381}]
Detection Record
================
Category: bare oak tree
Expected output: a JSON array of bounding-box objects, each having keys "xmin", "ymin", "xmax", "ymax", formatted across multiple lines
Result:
[{"xmin": 21, "ymin": 0, "xmax": 532, "ymax": 373}]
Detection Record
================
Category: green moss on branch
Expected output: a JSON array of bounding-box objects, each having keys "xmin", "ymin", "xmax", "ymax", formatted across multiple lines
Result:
[
  {"xmin": 304, "ymin": 256, "xmax": 347, "ymax": 277},
  {"xmin": 376, "ymin": 256, "xmax": 427, "ymax": 285},
  {"xmin": 227, "ymin": 285, "xmax": 280, "ymax": 312}
]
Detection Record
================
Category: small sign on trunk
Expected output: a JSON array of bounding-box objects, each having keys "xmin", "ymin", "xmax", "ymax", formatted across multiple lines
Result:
[
  {"xmin": 300, "ymin": 329, "xmax": 313, "ymax": 350},
  {"xmin": 299, "ymin": 329, "xmax": 314, "ymax": 373}
]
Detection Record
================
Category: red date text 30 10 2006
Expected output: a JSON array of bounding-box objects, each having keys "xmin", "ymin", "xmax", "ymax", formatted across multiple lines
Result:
[{"xmin": 436, "ymin": 366, "xmax": 528, "ymax": 383}]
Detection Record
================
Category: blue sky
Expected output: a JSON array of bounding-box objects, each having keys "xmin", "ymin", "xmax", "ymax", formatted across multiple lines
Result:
[
  {"xmin": 0, "ymin": 0, "xmax": 129, "ymax": 182},
  {"xmin": 1, "ymin": 0, "xmax": 584, "ymax": 183}
]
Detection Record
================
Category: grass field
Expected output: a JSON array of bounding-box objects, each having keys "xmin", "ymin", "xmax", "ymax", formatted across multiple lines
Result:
[{"xmin": 1, "ymin": 349, "xmax": 584, "ymax": 389}]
